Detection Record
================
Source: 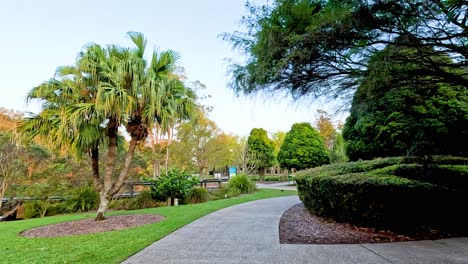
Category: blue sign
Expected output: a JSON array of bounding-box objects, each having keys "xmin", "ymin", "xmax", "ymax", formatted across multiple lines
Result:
[{"xmin": 228, "ymin": 167, "xmax": 237, "ymax": 177}]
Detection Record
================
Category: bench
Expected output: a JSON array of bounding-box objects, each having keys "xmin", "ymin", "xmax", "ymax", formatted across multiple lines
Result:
[{"xmin": 199, "ymin": 178, "xmax": 229, "ymax": 189}]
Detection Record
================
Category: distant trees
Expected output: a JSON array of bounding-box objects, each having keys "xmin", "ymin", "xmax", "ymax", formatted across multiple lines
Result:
[
  {"xmin": 20, "ymin": 32, "xmax": 195, "ymax": 220},
  {"xmin": 0, "ymin": 133, "xmax": 26, "ymax": 209},
  {"xmin": 247, "ymin": 128, "xmax": 275, "ymax": 180},
  {"xmin": 278, "ymin": 123, "xmax": 329, "ymax": 171},
  {"xmin": 170, "ymin": 108, "xmax": 238, "ymax": 178},
  {"xmin": 315, "ymin": 110, "xmax": 347, "ymax": 163}
]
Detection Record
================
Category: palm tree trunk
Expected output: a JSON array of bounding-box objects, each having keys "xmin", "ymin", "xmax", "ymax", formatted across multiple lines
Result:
[
  {"xmin": 109, "ymin": 137, "xmax": 138, "ymax": 197},
  {"xmin": 91, "ymin": 147, "xmax": 101, "ymax": 191},
  {"xmin": 165, "ymin": 147, "xmax": 169, "ymax": 174},
  {"xmin": 95, "ymin": 119, "xmax": 118, "ymax": 221}
]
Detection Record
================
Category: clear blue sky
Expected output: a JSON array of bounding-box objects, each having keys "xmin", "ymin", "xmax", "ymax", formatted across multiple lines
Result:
[{"xmin": 0, "ymin": 0, "xmax": 346, "ymax": 136}]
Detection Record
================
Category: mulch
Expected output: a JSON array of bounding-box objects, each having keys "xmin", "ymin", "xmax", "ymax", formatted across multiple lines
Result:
[
  {"xmin": 279, "ymin": 203, "xmax": 459, "ymax": 244},
  {"xmin": 20, "ymin": 214, "xmax": 164, "ymax": 238}
]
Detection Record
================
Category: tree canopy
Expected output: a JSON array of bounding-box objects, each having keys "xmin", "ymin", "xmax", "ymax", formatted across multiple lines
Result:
[
  {"xmin": 20, "ymin": 32, "xmax": 195, "ymax": 220},
  {"xmin": 223, "ymin": 0, "xmax": 467, "ymax": 100},
  {"xmin": 278, "ymin": 122, "xmax": 329, "ymax": 170},
  {"xmin": 343, "ymin": 44, "xmax": 468, "ymax": 160},
  {"xmin": 247, "ymin": 128, "xmax": 275, "ymax": 176}
]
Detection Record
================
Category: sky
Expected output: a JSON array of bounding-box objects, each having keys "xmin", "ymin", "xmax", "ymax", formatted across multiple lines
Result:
[{"xmin": 0, "ymin": 0, "xmax": 347, "ymax": 136}]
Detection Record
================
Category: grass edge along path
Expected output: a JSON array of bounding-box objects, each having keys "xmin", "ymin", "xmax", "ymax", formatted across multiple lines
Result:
[{"xmin": 0, "ymin": 189, "xmax": 297, "ymax": 264}]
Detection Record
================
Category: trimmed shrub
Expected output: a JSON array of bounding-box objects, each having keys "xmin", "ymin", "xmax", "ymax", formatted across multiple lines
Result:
[
  {"xmin": 227, "ymin": 175, "xmax": 256, "ymax": 194},
  {"xmin": 296, "ymin": 157, "xmax": 468, "ymax": 232},
  {"xmin": 185, "ymin": 187, "xmax": 209, "ymax": 204}
]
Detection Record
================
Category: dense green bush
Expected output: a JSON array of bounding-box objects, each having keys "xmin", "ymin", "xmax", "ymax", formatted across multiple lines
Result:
[
  {"xmin": 185, "ymin": 187, "xmax": 209, "ymax": 204},
  {"xmin": 227, "ymin": 175, "xmax": 256, "ymax": 194},
  {"xmin": 296, "ymin": 157, "xmax": 468, "ymax": 232},
  {"xmin": 148, "ymin": 170, "xmax": 199, "ymax": 206}
]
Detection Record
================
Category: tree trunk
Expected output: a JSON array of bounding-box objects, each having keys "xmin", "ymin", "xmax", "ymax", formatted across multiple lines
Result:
[
  {"xmin": 170, "ymin": 197, "xmax": 175, "ymax": 206},
  {"xmin": 95, "ymin": 191, "xmax": 109, "ymax": 221},
  {"xmin": 165, "ymin": 147, "xmax": 169, "ymax": 174},
  {"xmin": 91, "ymin": 147, "xmax": 101, "ymax": 191},
  {"xmin": 109, "ymin": 137, "xmax": 138, "ymax": 197},
  {"xmin": 259, "ymin": 168, "xmax": 265, "ymax": 182},
  {"xmin": 0, "ymin": 180, "xmax": 9, "ymax": 209},
  {"xmin": 199, "ymin": 167, "xmax": 204, "ymax": 180},
  {"xmin": 95, "ymin": 119, "xmax": 118, "ymax": 221},
  {"xmin": 153, "ymin": 159, "xmax": 161, "ymax": 179}
]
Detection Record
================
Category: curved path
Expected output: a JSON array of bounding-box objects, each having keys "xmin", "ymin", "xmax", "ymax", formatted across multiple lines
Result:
[{"xmin": 123, "ymin": 196, "xmax": 468, "ymax": 264}]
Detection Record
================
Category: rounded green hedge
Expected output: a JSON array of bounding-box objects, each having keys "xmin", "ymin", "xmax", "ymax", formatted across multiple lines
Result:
[{"xmin": 295, "ymin": 157, "xmax": 468, "ymax": 232}]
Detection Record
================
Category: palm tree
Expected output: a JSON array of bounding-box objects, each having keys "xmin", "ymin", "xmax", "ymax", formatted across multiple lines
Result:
[{"xmin": 21, "ymin": 32, "xmax": 195, "ymax": 220}]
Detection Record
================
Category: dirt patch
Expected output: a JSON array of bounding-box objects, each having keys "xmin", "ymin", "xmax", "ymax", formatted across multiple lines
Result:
[
  {"xmin": 21, "ymin": 214, "xmax": 164, "ymax": 238},
  {"xmin": 279, "ymin": 203, "xmax": 459, "ymax": 244}
]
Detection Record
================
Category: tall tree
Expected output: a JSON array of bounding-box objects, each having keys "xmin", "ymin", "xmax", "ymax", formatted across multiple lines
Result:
[
  {"xmin": 278, "ymin": 122, "xmax": 329, "ymax": 171},
  {"xmin": 223, "ymin": 0, "xmax": 467, "ymax": 100},
  {"xmin": 20, "ymin": 32, "xmax": 195, "ymax": 220},
  {"xmin": 172, "ymin": 110, "xmax": 221, "ymax": 179},
  {"xmin": 247, "ymin": 128, "xmax": 275, "ymax": 180},
  {"xmin": 315, "ymin": 110, "xmax": 336, "ymax": 150},
  {"xmin": 343, "ymin": 44, "xmax": 468, "ymax": 160}
]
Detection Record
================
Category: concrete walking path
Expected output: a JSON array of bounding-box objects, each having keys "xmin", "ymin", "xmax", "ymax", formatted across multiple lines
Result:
[
  {"xmin": 256, "ymin": 182, "xmax": 297, "ymax": 191},
  {"xmin": 123, "ymin": 196, "xmax": 468, "ymax": 264}
]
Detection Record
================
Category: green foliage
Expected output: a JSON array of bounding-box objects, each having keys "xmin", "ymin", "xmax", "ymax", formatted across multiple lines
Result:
[
  {"xmin": 343, "ymin": 45, "xmax": 468, "ymax": 160},
  {"xmin": 296, "ymin": 157, "xmax": 468, "ymax": 232},
  {"xmin": 223, "ymin": 0, "xmax": 466, "ymax": 99},
  {"xmin": 22, "ymin": 201, "xmax": 64, "ymax": 219},
  {"xmin": 148, "ymin": 169, "xmax": 199, "ymax": 204},
  {"xmin": 227, "ymin": 174, "xmax": 256, "ymax": 194},
  {"xmin": 330, "ymin": 133, "xmax": 347, "ymax": 163},
  {"xmin": 65, "ymin": 185, "xmax": 99, "ymax": 213},
  {"xmin": 110, "ymin": 191, "xmax": 159, "ymax": 210},
  {"xmin": 247, "ymin": 128, "xmax": 275, "ymax": 174},
  {"xmin": 278, "ymin": 123, "xmax": 329, "ymax": 170},
  {"xmin": 249, "ymin": 175, "xmax": 288, "ymax": 182},
  {"xmin": 185, "ymin": 187, "xmax": 209, "ymax": 204}
]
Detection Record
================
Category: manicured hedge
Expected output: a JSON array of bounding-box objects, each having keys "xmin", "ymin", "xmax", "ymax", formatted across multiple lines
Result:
[{"xmin": 296, "ymin": 157, "xmax": 468, "ymax": 232}]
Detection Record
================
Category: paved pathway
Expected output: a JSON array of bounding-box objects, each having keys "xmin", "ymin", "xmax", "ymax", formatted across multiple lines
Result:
[
  {"xmin": 123, "ymin": 196, "xmax": 468, "ymax": 264},
  {"xmin": 256, "ymin": 182, "xmax": 297, "ymax": 191}
]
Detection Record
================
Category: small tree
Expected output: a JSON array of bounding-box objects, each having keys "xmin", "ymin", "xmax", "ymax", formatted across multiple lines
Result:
[
  {"xmin": 278, "ymin": 123, "xmax": 329, "ymax": 171},
  {"xmin": 149, "ymin": 170, "xmax": 198, "ymax": 206},
  {"xmin": 247, "ymin": 128, "xmax": 275, "ymax": 181},
  {"xmin": 236, "ymin": 137, "xmax": 258, "ymax": 175}
]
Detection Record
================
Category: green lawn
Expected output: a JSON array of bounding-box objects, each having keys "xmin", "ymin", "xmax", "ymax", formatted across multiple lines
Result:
[{"xmin": 0, "ymin": 189, "xmax": 296, "ymax": 264}]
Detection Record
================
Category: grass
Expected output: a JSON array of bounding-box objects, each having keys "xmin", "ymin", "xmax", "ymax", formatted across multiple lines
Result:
[{"xmin": 0, "ymin": 188, "xmax": 296, "ymax": 264}]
